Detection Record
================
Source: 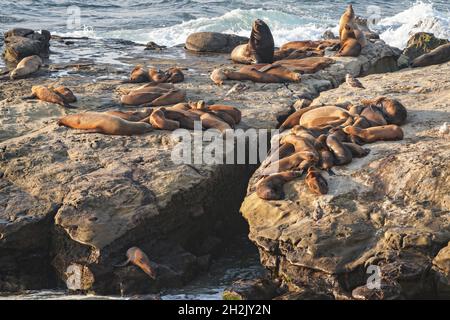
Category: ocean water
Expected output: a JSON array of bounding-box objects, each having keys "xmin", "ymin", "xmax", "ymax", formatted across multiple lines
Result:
[{"xmin": 1, "ymin": 1, "xmax": 449, "ymax": 49}]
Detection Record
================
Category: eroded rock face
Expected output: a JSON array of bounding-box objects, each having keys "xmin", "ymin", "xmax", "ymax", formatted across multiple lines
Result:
[
  {"xmin": 241, "ymin": 62, "xmax": 450, "ymax": 299},
  {"xmin": 185, "ymin": 32, "xmax": 249, "ymax": 53},
  {"xmin": 0, "ymin": 37, "xmax": 404, "ymax": 295},
  {"xmin": 3, "ymin": 28, "xmax": 51, "ymax": 63},
  {"xmin": 401, "ymin": 32, "xmax": 449, "ymax": 64}
]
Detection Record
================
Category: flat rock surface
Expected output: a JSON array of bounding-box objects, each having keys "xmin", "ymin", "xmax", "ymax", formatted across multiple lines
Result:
[{"xmin": 241, "ymin": 62, "xmax": 450, "ymax": 299}]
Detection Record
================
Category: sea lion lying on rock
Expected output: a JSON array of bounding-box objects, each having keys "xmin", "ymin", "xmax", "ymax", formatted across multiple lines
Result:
[
  {"xmin": 27, "ymin": 85, "xmax": 77, "ymax": 109},
  {"xmin": 343, "ymin": 125, "xmax": 404, "ymax": 143},
  {"xmin": 115, "ymin": 247, "xmax": 157, "ymax": 280},
  {"xmin": 411, "ymin": 43, "xmax": 450, "ymax": 68},
  {"xmin": 58, "ymin": 112, "xmax": 154, "ymax": 135},
  {"xmin": 279, "ymin": 40, "xmax": 340, "ymax": 52},
  {"xmin": 120, "ymin": 83, "xmax": 186, "ymax": 106},
  {"xmin": 256, "ymin": 171, "xmax": 303, "ymax": 201},
  {"xmin": 125, "ymin": 66, "xmax": 185, "ymax": 84},
  {"xmin": 211, "ymin": 64, "xmax": 301, "ymax": 84},
  {"xmin": 337, "ymin": 24, "xmax": 362, "ymax": 57},
  {"xmin": 231, "ymin": 19, "xmax": 275, "ymax": 64},
  {"xmin": 9, "ymin": 55, "xmax": 42, "ymax": 79}
]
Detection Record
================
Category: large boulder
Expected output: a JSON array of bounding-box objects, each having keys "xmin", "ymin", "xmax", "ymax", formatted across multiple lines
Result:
[
  {"xmin": 241, "ymin": 62, "xmax": 450, "ymax": 299},
  {"xmin": 3, "ymin": 28, "xmax": 51, "ymax": 63},
  {"xmin": 401, "ymin": 32, "xmax": 449, "ymax": 63},
  {"xmin": 185, "ymin": 32, "xmax": 248, "ymax": 53}
]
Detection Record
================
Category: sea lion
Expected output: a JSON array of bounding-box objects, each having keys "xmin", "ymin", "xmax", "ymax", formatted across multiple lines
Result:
[
  {"xmin": 115, "ymin": 247, "xmax": 157, "ymax": 280},
  {"xmin": 263, "ymin": 143, "xmax": 296, "ymax": 168},
  {"xmin": 149, "ymin": 108, "xmax": 180, "ymax": 131},
  {"xmin": 210, "ymin": 110, "xmax": 236, "ymax": 128},
  {"xmin": 361, "ymin": 97, "xmax": 407, "ymax": 125},
  {"xmin": 343, "ymin": 125, "xmax": 404, "ymax": 143},
  {"xmin": 342, "ymin": 142, "xmax": 370, "ymax": 157},
  {"xmin": 326, "ymin": 129, "xmax": 353, "ymax": 165},
  {"xmin": 278, "ymin": 106, "xmax": 319, "ymax": 131},
  {"xmin": 127, "ymin": 65, "xmax": 149, "ymax": 83},
  {"xmin": 360, "ymin": 105, "xmax": 387, "ymax": 126},
  {"xmin": 222, "ymin": 64, "xmax": 301, "ymax": 83},
  {"xmin": 274, "ymin": 57, "xmax": 335, "ymax": 74},
  {"xmin": 207, "ymin": 105, "xmax": 242, "ymax": 124},
  {"xmin": 165, "ymin": 67, "xmax": 185, "ymax": 83},
  {"xmin": 210, "ymin": 68, "xmax": 228, "ymax": 85},
  {"xmin": 318, "ymin": 148, "xmax": 335, "ymax": 173},
  {"xmin": 31, "ymin": 85, "xmax": 77, "ymax": 109},
  {"xmin": 120, "ymin": 84, "xmax": 186, "ymax": 106},
  {"xmin": 149, "ymin": 68, "xmax": 168, "ymax": 83},
  {"xmin": 274, "ymin": 48, "xmax": 324, "ymax": 61},
  {"xmin": 411, "ymin": 43, "xmax": 450, "ymax": 68},
  {"xmin": 281, "ymin": 134, "xmax": 320, "ymax": 162},
  {"xmin": 305, "ymin": 167, "xmax": 328, "ymax": 195},
  {"xmin": 200, "ymin": 112, "xmax": 232, "ymax": 133},
  {"xmin": 105, "ymin": 109, "xmax": 153, "ymax": 122},
  {"xmin": 256, "ymin": 171, "xmax": 302, "ymax": 200},
  {"xmin": 231, "ymin": 19, "xmax": 275, "ymax": 64},
  {"xmin": 163, "ymin": 109, "xmax": 196, "ymax": 130},
  {"xmin": 58, "ymin": 112, "xmax": 154, "ymax": 135},
  {"xmin": 300, "ymin": 106, "xmax": 352, "ymax": 129},
  {"xmin": 338, "ymin": 4, "xmax": 367, "ymax": 47},
  {"xmin": 10, "ymin": 55, "xmax": 42, "ymax": 79},
  {"xmin": 280, "ymin": 40, "xmax": 340, "ymax": 52},
  {"xmin": 52, "ymin": 86, "xmax": 77, "ymax": 103},
  {"xmin": 337, "ymin": 24, "xmax": 362, "ymax": 57}
]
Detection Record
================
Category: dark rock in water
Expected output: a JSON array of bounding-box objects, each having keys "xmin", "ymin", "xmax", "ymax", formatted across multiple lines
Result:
[
  {"xmin": 403, "ymin": 32, "xmax": 449, "ymax": 62},
  {"xmin": 185, "ymin": 32, "xmax": 248, "ymax": 53},
  {"xmin": 322, "ymin": 30, "xmax": 338, "ymax": 40},
  {"xmin": 145, "ymin": 41, "xmax": 167, "ymax": 51},
  {"xmin": 223, "ymin": 278, "xmax": 280, "ymax": 300},
  {"xmin": 3, "ymin": 28, "xmax": 51, "ymax": 63}
]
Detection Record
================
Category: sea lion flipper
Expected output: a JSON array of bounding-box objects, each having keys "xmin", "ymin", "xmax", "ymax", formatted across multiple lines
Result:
[
  {"xmin": 114, "ymin": 258, "xmax": 131, "ymax": 268},
  {"xmin": 22, "ymin": 94, "xmax": 37, "ymax": 100},
  {"xmin": 258, "ymin": 64, "xmax": 279, "ymax": 73}
]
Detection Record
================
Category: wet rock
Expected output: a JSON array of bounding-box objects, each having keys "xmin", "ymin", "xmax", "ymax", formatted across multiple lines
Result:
[
  {"xmin": 185, "ymin": 32, "xmax": 248, "ymax": 53},
  {"xmin": 223, "ymin": 278, "xmax": 279, "ymax": 300},
  {"xmin": 145, "ymin": 42, "xmax": 167, "ymax": 51},
  {"xmin": 3, "ymin": 28, "xmax": 51, "ymax": 63},
  {"xmin": 322, "ymin": 30, "xmax": 338, "ymax": 40},
  {"xmin": 402, "ymin": 32, "xmax": 449, "ymax": 63},
  {"xmin": 241, "ymin": 62, "xmax": 450, "ymax": 299}
]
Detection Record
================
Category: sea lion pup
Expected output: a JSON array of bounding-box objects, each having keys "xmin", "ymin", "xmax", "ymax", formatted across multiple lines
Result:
[
  {"xmin": 30, "ymin": 85, "xmax": 77, "ymax": 109},
  {"xmin": 342, "ymin": 142, "xmax": 370, "ymax": 157},
  {"xmin": 165, "ymin": 67, "xmax": 185, "ymax": 83},
  {"xmin": 105, "ymin": 109, "xmax": 153, "ymax": 122},
  {"xmin": 361, "ymin": 97, "xmax": 407, "ymax": 125},
  {"xmin": 336, "ymin": 24, "xmax": 362, "ymax": 57},
  {"xmin": 326, "ymin": 128, "xmax": 353, "ymax": 165},
  {"xmin": 343, "ymin": 125, "xmax": 404, "ymax": 143},
  {"xmin": 52, "ymin": 86, "xmax": 77, "ymax": 103},
  {"xmin": 115, "ymin": 247, "xmax": 157, "ymax": 280},
  {"xmin": 305, "ymin": 167, "xmax": 329, "ymax": 195},
  {"xmin": 210, "ymin": 68, "xmax": 228, "ymax": 85},
  {"xmin": 58, "ymin": 112, "xmax": 153, "ymax": 135},
  {"xmin": 9, "ymin": 55, "xmax": 43, "ymax": 80},
  {"xmin": 149, "ymin": 108, "xmax": 180, "ymax": 131},
  {"xmin": 300, "ymin": 106, "xmax": 352, "ymax": 129},
  {"xmin": 120, "ymin": 85, "xmax": 186, "ymax": 106},
  {"xmin": 256, "ymin": 171, "xmax": 303, "ymax": 200},
  {"xmin": 411, "ymin": 43, "xmax": 450, "ymax": 68},
  {"xmin": 231, "ymin": 19, "xmax": 275, "ymax": 64}
]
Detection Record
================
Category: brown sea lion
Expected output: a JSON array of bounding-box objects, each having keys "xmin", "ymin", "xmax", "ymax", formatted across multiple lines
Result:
[
  {"xmin": 278, "ymin": 106, "xmax": 319, "ymax": 131},
  {"xmin": 326, "ymin": 129, "xmax": 353, "ymax": 165},
  {"xmin": 300, "ymin": 106, "xmax": 352, "ymax": 129},
  {"xmin": 361, "ymin": 97, "xmax": 407, "ymax": 125},
  {"xmin": 256, "ymin": 171, "xmax": 302, "ymax": 200},
  {"xmin": 9, "ymin": 55, "xmax": 43, "ymax": 80},
  {"xmin": 342, "ymin": 142, "xmax": 370, "ymax": 157},
  {"xmin": 208, "ymin": 105, "xmax": 242, "ymax": 124},
  {"xmin": 210, "ymin": 110, "xmax": 236, "ymax": 128},
  {"xmin": 31, "ymin": 85, "xmax": 77, "ymax": 109},
  {"xmin": 115, "ymin": 247, "xmax": 157, "ymax": 280},
  {"xmin": 360, "ymin": 105, "xmax": 387, "ymax": 126},
  {"xmin": 263, "ymin": 143, "xmax": 296, "ymax": 168},
  {"xmin": 224, "ymin": 64, "xmax": 301, "ymax": 83},
  {"xmin": 318, "ymin": 148, "xmax": 335, "ymax": 173},
  {"xmin": 165, "ymin": 67, "xmax": 185, "ymax": 83},
  {"xmin": 274, "ymin": 48, "xmax": 324, "ymax": 61},
  {"xmin": 149, "ymin": 68, "xmax": 168, "ymax": 83},
  {"xmin": 58, "ymin": 112, "xmax": 153, "ymax": 135},
  {"xmin": 52, "ymin": 86, "xmax": 77, "ymax": 103},
  {"xmin": 128, "ymin": 65, "xmax": 149, "ymax": 83},
  {"xmin": 163, "ymin": 109, "xmax": 196, "ymax": 130},
  {"xmin": 337, "ymin": 24, "xmax": 362, "ymax": 57},
  {"xmin": 305, "ymin": 167, "xmax": 328, "ymax": 195},
  {"xmin": 338, "ymin": 4, "xmax": 367, "ymax": 47},
  {"xmin": 210, "ymin": 68, "xmax": 228, "ymax": 85},
  {"xmin": 261, "ymin": 152, "xmax": 309, "ymax": 175},
  {"xmin": 120, "ymin": 84, "xmax": 186, "ymax": 106},
  {"xmin": 280, "ymin": 134, "xmax": 320, "ymax": 163},
  {"xmin": 231, "ymin": 19, "xmax": 275, "ymax": 64},
  {"xmin": 105, "ymin": 109, "xmax": 153, "ymax": 122},
  {"xmin": 149, "ymin": 108, "xmax": 180, "ymax": 131},
  {"xmin": 343, "ymin": 125, "xmax": 404, "ymax": 143},
  {"xmin": 280, "ymin": 40, "xmax": 340, "ymax": 52},
  {"xmin": 275, "ymin": 57, "xmax": 335, "ymax": 74},
  {"xmin": 200, "ymin": 112, "xmax": 232, "ymax": 133},
  {"xmin": 411, "ymin": 43, "xmax": 450, "ymax": 68}
]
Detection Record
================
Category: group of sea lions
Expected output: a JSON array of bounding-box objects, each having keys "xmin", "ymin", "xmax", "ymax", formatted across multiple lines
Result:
[
  {"xmin": 58, "ymin": 101, "xmax": 242, "ymax": 135},
  {"xmin": 211, "ymin": 5, "xmax": 369, "ymax": 86},
  {"xmin": 255, "ymin": 96, "xmax": 407, "ymax": 200}
]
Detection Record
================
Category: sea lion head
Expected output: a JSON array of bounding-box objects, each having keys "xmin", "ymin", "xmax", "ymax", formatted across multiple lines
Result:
[
  {"xmin": 381, "ymin": 99, "xmax": 407, "ymax": 125},
  {"xmin": 250, "ymin": 19, "xmax": 275, "ymax": 63},
  {"xmin": 130, "ymin": 65, "xmax": 148, "ymax": 83},
  {"xmin": 346, "ymin": 4, "xmax": 355, "ymax": 17}
]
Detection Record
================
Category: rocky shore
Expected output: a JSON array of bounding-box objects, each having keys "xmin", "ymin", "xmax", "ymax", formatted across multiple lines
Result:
[{"xmin": 0, "ymin": 29, "xmax": 449, "ymax": 299}]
